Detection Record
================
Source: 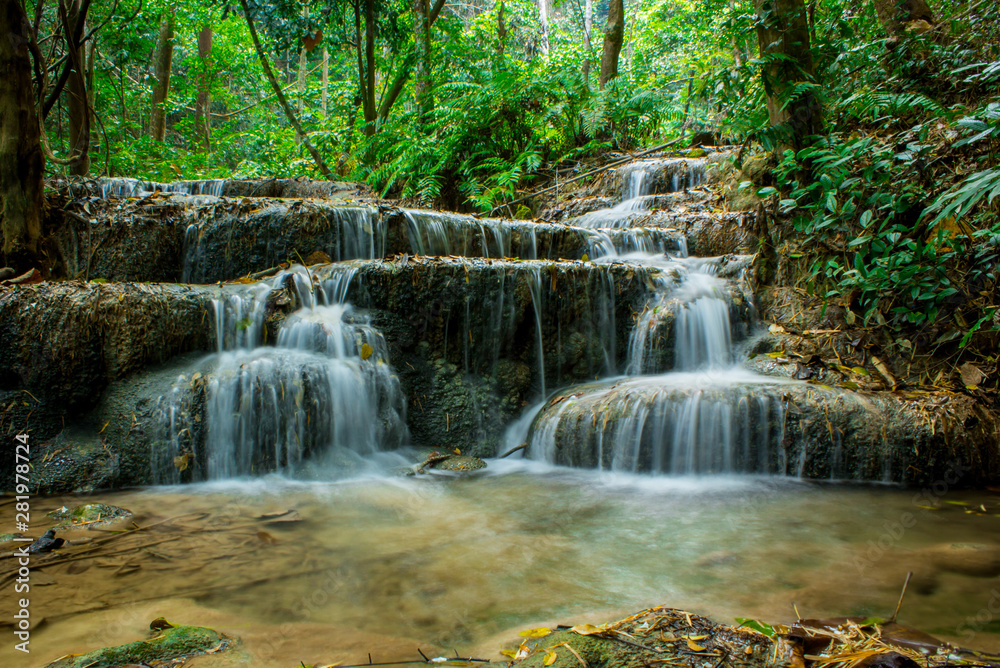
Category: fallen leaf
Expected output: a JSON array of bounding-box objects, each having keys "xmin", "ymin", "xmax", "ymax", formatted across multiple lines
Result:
[
  {"xmin": 570, "ymin": 624, "xmax": 605, "ymax": 636},
  {"xmin": 173, "ymin": 452, "xmax": 193, "ymax": 472},
  {"xmin": 360, "ymin": 343, "xmax": 374, "ymax": 360},
  {"xmin": 544, "ymin": 650, "xmax": 558, "ymax": 666},
  {"xmin": 256, "ymin": 530, "xmax": 278, "ymax": 544},
  {"xmin": 959, "ymin": 363, "xmax": 985, "ymax": 387},
  {"xmin": 686, "ymin": 638, "xmax": 707, "ymax": 652},
  {"xmin": 520, "ymin": 628, "xmax": 552, "ymax": 638}
]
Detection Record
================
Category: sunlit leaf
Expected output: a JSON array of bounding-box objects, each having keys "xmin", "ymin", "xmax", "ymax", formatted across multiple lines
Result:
[
  {"xmin": 519, "ymin": 628, "xmax": 552, "ymax": 638},
  {"xmin": 570, "ymin": 624, "xmax": 605, "ymax": 636}
]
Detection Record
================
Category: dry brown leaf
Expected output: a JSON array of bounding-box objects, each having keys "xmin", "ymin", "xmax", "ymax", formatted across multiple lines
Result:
[
  {"xmin": 959, "ymin": 362, "xmax": 984, "ymax": 388},
  {"xmin": 570, "ymin": 624, "xmax": 606, "ymax": 636}
]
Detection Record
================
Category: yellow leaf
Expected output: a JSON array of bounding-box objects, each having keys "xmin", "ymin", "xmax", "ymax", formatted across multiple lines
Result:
[
  {"xmin": 688, "ymin": 635, "xmax": 709, "ymax": 641},
  {"xmin": 520, "ymin": 628, "xmax": 552, "ymax": 638},
  {"xmin": 581, "ymin": 253, "xmax": 590, "ymax": 262},
  {"xmin": 570, "ymin": 624, "xmax": 605, "ymax": 636},
  {"xmin": 100, "ymin": 421, "xmax": 110, "ymax": 434},
  {"xmin": 173, "ymin": 452, "xmax": 192, "ymax": 472},
  {"xmin": 500, "ymin": 650, "xmax": 517, "ymax": 659},
  {"xmin": 360, "ymin": 343, "xmax": 374, "ymax": 360},
  {"xmin": 686, "ymin": 639, "xmax": 707, "ymax": 652},
  {"xmin": 544, "ymin": 650, "xmax": 558, "ymax": 666},
  {"xmin": 453, "ymin": 448, "xmax": 461, "ymax": 455}
]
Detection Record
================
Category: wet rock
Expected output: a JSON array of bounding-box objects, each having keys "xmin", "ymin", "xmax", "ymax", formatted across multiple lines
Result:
[
  {"xmin": 0, "ymin": 282, "xmax": 221, "ymax": 411},
  {"xmin": 431, "ymin": 454, "xmax": 487, "ymax": 471},
  {"xmin": 28, "ymin": 529, "xmax": 65, "ymax": 554},
  {"xmin": 44, "ymin": 619, "xmax": 231, "ymax": 668},
  {"xmin": 57, "ymin": 175, "xmax": 370, "ymax": 200},
  {"xmin": 347, "ymin": 257, "xmax": 652, "ymax": 455},
  {"xmin": 524, "ymin": 375, "xmax": 999, "ymax": 485}
]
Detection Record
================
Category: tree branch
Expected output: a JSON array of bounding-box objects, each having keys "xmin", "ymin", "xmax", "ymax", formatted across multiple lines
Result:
[{"xmin": 237, "ymin": 0, "xmax": 333, "ymax": 179}]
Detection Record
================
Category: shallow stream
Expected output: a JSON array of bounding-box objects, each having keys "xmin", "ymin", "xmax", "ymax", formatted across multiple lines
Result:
[{"xmin": 4, "ymin": 460, "xmax": 1000, "ymax": 667}]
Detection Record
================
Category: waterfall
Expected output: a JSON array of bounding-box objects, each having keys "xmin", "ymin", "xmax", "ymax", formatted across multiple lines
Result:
[
  {"xmin": 518, "ymin": 156, "xmax": 804, "ymax": 476},
  {"xmin": 181, "ymin": 205, "xmax": 386, "ymax": 284},
  {"xmin": 153, "ymin": 266, "xmax": 407, "ymax": 482}
]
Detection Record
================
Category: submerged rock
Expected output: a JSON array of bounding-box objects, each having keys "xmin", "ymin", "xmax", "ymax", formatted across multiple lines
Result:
[
  {"xmin": 48, "ymin": 503, "xmax": 132, "ymax": 529},
  {"xmin": 28, "ymin": 529, "xmax": 64, "ymax": 554},
  {"xmin": 44, "ymin": 619, "xmax": 231, "ymax": 668}
]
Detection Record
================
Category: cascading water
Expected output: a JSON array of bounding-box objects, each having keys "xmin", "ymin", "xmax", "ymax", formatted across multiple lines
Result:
[
  {"xmin": 182, "ymin": 205, "xmax": 387, "ymax": 284},
  {"xmin": 516, "ymin": 157, "xmax": 801, "ymax": 475},
  {"xmin": 97, "ymin": 177, "xmax": 228, "ymax": 198},
  {"xmin": 153, "ymin": 266, "xmax": 407, "ymax": 482}
]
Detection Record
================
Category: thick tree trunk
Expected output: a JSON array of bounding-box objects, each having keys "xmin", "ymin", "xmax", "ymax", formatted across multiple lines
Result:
[
  {"xmin": 238, "ymin": 0, "xmax": 333, "ymax": 178},
  {"xmin": 194, "ymin": 23, "xmax": 213, "ymax": 151},
  {"xmin": 599, "ymin": 0, "xmax": 624, "ymax": 88},
  {"xmin": 537, "ymin": 0, "xmax": 550, "ymax": 57},
  {"xmin": 413, "ymin": 0, "xmax": 432, "ymax": 116},
  {"xmin": 63, "ymin": 0, "xmax": 90, "ymax": 175},
  {"xmin": 754, "ymin": 0, "xmax": 822, "ymax": 148},
  {"xmin": 1, "ymin": 0, "xmax": 46, "ymax": 269},
  {"xmin": 148, "ymin": 8, "xmax": 175, "ymax": 141},
  {"xmin": 582, "ymin": 0, "xmax": 592, "ymax": 80},
  {"xmin": 873, "ymin": 0, "xmax": 935, "ymax": 37}
]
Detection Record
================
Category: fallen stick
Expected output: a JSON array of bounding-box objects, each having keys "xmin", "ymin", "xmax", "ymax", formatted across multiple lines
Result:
[
  {"xmin": 488, "ymin": 138, "xmax": 689, "ymax": 216},
  {"xmin": 498, "ymin": 443, "xmax": 528, "ymax": 458}
]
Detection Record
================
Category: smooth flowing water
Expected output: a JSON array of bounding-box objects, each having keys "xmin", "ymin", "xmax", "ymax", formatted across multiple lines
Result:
[{"xmin": 3, "ymin": 465, "xmax": 1000, "ymax": 668}]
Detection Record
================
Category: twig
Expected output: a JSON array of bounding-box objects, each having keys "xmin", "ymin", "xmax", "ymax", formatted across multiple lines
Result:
[
  {"xmin": 499, "ymin": 443, "xmax": 528, "ymax": 458},
  {"xmin": 888, "ymin": 572, "xmax": 913, "ymax": 623}
]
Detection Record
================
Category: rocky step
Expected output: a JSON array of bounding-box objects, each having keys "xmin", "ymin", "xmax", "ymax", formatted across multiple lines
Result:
[
  {"xmin": 522, "ymin": 371, "xmax": 998, "ymax": 486},
  {"xmin": 1, "ymin": 258, "xmax": 658, "ymax": 491},
  {"xmin": 54, "ymin": 176, "xmax": 372, "ymax": 200},
  {"xmin": 54, "ymin": 196, "xmax": 753, "ymax": 284}
]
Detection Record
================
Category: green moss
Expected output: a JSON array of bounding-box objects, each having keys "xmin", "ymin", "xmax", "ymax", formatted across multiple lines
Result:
[
  {"xmin": 48, "ymin": 503, "xmax": 132, "ymax": 529},
  {"xmin": 45, "ymin": 622, "xmax": 229, "ymax": 668}
]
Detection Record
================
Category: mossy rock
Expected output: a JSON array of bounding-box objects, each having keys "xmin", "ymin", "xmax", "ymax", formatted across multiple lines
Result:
[
  {"xmin": 45, "ymin": 619, "xmax": 230, "ymax": 668},
  {"xmin": 432, "ymin": 455, "xmax": 487, "ymax": 471},
  {"xmin": 47, "ymin": 503, "xmax": 132, "ymax": 529}
]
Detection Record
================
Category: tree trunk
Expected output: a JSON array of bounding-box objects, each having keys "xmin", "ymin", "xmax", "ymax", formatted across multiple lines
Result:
[
  {"xmin": 497, "ymin": 0, "xmax": 507, "ymax": 56},
  {"xmin": 538, "ymin": 0, "xmax": 550, "ymax": 57},
  {"xmin": 1, "ymin": 0, "xmax": 46, "ymax": 270},
  {"xmin": 413, "ymin": 0, "xmax": 432, "ymax": 116},
  {"xmin": 148, "ymin": 8, "xmax": 175, "ymax": 141},
  {"xmin": 376, "ymin": 0, "xmax": 446, "ymax": 122},
  {"xmin": 321, "ymin": 47, "xmax": 328, "ymax": 119},
  {"xmin": 599, "ymin": 0, "xmax": 624, "ymax": 88},
  {"xmin": 63, "ymin": 0, "xmax": 90, "ymax": 175},
  {"xmin": 238, "ymin": 0, "xmax": 333, "ymax": 178},
  {"xmin": 296, "ymin": 4, "xmax": 308, "ymax": 129},
  {"xmin": 194, "ymin": 23, "xmax": 213, "ymax": 151},
  {"xmin": 873, "ymin": 0, "xmax": 935, "ymax": 37},
  {"xmin": 754, "ymin": 0, "xmax": 822, "ymax": 149},
  {"xmin": 363, "ymin": 0, "xmax": 377, "ymax": 134},
  {"xmin": 296, "ymin": 46, "xmax": 307, "ymax": 143},
  {"xmin": 582, "ymin": 0, "xmax": 592, "ymax": 80}
]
